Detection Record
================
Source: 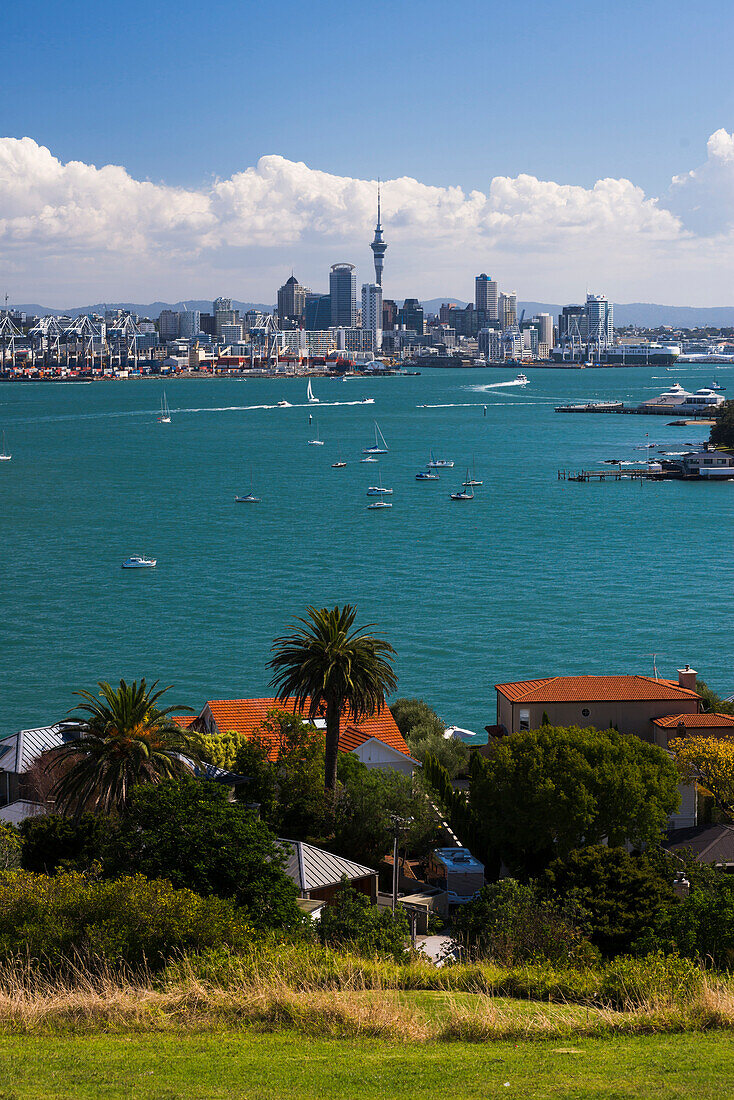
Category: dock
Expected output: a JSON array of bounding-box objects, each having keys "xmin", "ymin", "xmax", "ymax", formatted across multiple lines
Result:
[{"xmin": 558, "ymin": 468, "xmax": 669, "ymax": 482}]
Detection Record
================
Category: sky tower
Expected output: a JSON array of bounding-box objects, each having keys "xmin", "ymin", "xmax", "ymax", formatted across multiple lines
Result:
[{"xmin": 370, "ymin": 181, "xmax": 386, "ymax": 286}]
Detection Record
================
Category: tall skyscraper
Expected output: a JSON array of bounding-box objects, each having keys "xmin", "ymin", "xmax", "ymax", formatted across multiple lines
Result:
[
  {"xmin": 370, "ymin": 182, "xmax": 387, "ymax": 286},
  {"xmin": 158, "ymin": 309, "xmax": 180, "ymax": 340},
  {"xmin": 399, "ymin": 298, "xmax": 424, "ymax": 335},
  {"xmin": 361, "ymin": 283, "xmax": 383, "ymax": 351},
  {"xmin": 277, "ymin": 275, "xmax": 307, "ymax": 324},
  {"xmin": 304, "ymin": 293, "xmax": 332, "ymax": 330},
  {"xmin": 475, "ymin": 273, "xmax": 498, "ymax": 320},
  {"xmin": 586, "ymin": 294, "xmax": 613, "ymax": 346},
  {"xmin": 499, "ymin": 292, "xmax": 517, "ymax": 329},
  {"xmin": 536, "ymin": 313, "xmax": 553, "ymax": 349},
  {"xmin": 178, "ymin": 308, "xmax": 201, "ymax": 338},
  {"xmin": 330, "ymin": 263, "xmax": 357, "ymax": 327},
  {"xmin": 213, "ymin": 297, "xmax": 232, "ymax": 313}
]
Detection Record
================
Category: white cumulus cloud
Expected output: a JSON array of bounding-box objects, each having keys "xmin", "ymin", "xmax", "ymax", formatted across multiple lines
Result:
[{"xmin": 0, "ymin": 134, "xmax": 733, "ymax": 304}]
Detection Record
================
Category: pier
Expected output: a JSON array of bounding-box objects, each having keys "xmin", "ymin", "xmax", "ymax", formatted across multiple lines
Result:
[{"xmin": 558, "ymin": 468, "xmax": 669, "ymax": 482}]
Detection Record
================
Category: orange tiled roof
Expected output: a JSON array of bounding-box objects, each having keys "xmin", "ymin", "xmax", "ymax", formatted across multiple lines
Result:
[
  {"xmin": 495, "ymin": 676, "xmax": 701, "ymax": 703},
  {"xmin": 652, "ymin": 713, "xmax": 734, "ymax": 729},
  {"xmin": 187, "ymin": 697, "xmax": 412, "ymax": 760}
]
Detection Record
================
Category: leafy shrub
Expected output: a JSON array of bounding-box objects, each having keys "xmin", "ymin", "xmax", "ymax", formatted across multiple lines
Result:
[
  {"xmin": 390, "ymin": 698, "xmax": 445, "ymax": 740},
  {"xmin": 599, "ymin": 952, "xmax": 703, "ymax": 1009},
  {"xmin": 318, "ymin": 880, "xmax": 409, "ymax": 960},
  {"xmin": 452, "ymin": 879, "xmax": 597, "ymax": 966},
  {"xmin": 21, "ymin": 813, "xmax": 112, "ymax": 874},
  {"xmin": 542, "ymin": 846, "xmax": 675, "ymax": 957},
  {"xmin": 634, "ymin": 876, "xmax": 734, "ymax": 969},
  {"xmin": 199, "ymin": 728, "xmax": 250, "ymax": 770},
  {"xmin": 0, "ymin": 824, "xmax": 21, "ymax": 871},
  {"xmin": 0, "ymin": 870, "xmax": 255, "ymax": 967}
]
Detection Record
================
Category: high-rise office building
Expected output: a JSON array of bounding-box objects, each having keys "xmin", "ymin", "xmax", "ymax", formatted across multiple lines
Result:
[
  {"xmin": 178, "ymin": 309, "xmax": 201, "ymax": 338},
  {"xmin": 370, "ymin": 182, "xmax": 387, "ymax": 286},
  {"xmin": 499, "ymin": 292, "xmax": 517, "ymax": 329},
  {"xmin": 399, "ymin": 298, "xmax": 424, "ymax": 336},
  {"xmin": 536, "ymin": 313, "xmax": 553, "ymax": 349},
  {"xmin": 277, "ymin": 275, "xmax": 307, "ymax": 324},
  {"xmin": 586, "ymin": 293, "xmax": 613, "ymax": 345},
  {"xmin": 329, "ymin": 263, "xmax": 357, "ymax": 327},
  {"xmin": 158, "ymin": 309, "xmax": 180, "ymax": 340},
  {"xmin": 213, "ymin": 297, "xmax": 232, "ymax": 314},
  {"xmin": 382, "ymin": 299, "xmax": 398, "ymax": 332},
  {"xmin": 304, "ymin": 293, "xmax": 332, "ymax": 330},
  {"xmin": 361, "ymin": 283, "xmax": 383, "ymax": 351},
  {"xmin": 475, "ymin": 274, "xmax": 499, "ymax": 320}
]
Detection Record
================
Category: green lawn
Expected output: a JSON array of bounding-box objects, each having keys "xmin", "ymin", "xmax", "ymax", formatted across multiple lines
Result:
[{"xmin": 0, "ymin": 1032, "xmax": 732, "ymax": 1099}]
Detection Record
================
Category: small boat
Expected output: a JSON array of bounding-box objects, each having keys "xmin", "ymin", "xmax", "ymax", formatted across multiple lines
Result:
[
  {"xmin": 361, "ymin": 397, "xmax": 375, "ymax": 404},
  {"xmin": 235, "ymin": 493, "xmax": 261, "ymax": 503},
  {"xmin": 332, "ymin": 444, "xmax": 347, "ymax": 468},
  {"xmin": 710, "ymin": 381, "xmax": 723, "ymax": 390},
  {"xmin": 367, "ymin": 499, "xmax": 392, "ymax": 509},
  {"xmin": 307, "ymin": 380, "xmax": 319, "ymax": 404},
  {"xmin": 366, "ymin": 471, "xmax": 393, "ymax": 496},
  {"xmin": 515, "ymin": 373, "xmax": 529, "ymax": 384},
  {"xmin": 451, "ymin": 472, "xmax": 475, "ymax": 501},
  {"xmin": 427, "ymin": 450, "xmax": 454, "ymax": 468},
  {"xmin": 415, "ymin": 470, "xmax": 439, "ymax": 481},
  {"xmin": 361, "ymin": 455, "xmax": 378, "ymax": 463},
  {"xmin": 307, "ymin": 421, "xmax": 324, "ymax": 445},
  {"xmin": 362, "ymin": 422, "xmax": 388, "ymax": 454},
  {"xmin": 158, "ymin": 391, "xmax": 171, "ymax": 423},
  {"xmin": 463, "ymin": 458, "xmax": 483, "ymax": 487},
  {"xmin": 277, "ymin": 400, "xmax": 291, "ymax": 407},
  {"xmin": 122, "ymin": 555, "xmax": 157, "ymax": 568},
  {"xmin": 0, "ymin": 432, "xmax": 10, "ymax": 461}
]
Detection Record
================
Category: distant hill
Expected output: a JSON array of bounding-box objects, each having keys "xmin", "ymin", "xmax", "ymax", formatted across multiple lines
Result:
[
  {"xmin": 422, "ymin": 298, "xmax": 734, "ymax": 328},
  {"xmin": 13, "ymin": 300, "xmax": 273, "ymax": 319},
  {"xmin": 13, "ymin": 298, "xmax": 734, "ymax": 329}
]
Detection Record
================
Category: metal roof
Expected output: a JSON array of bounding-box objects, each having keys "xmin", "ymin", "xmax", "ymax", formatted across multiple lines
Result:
[
  {"xmin": 0, "ymin": 800, "xmax": 47, "ymax": 825},
  {"xmin": 279, "ymin": 839, "xmax": 376, "ymax": 894},
  {"xmin": 0, "ymin": 725, "xmax": 63, "ymax": 775}
]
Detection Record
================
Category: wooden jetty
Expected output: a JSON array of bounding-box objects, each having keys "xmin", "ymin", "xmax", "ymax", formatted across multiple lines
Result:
[{"xmin": 558, "ymin": 467, "xmax": 669, "ymax": 482}]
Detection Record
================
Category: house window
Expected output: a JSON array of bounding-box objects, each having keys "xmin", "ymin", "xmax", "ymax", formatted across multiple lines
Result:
[
  {"xmin": 581, "ymin": 708, "xmax": 590, "ymax": 718},
  {"xmin": 519, "ymin": 710, "xmax": 530, "ymax": 731}
]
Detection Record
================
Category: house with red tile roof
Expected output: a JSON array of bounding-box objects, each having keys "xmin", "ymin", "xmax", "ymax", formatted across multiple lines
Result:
[
  {"xmin": 495, "ymin": 668, "xmax": 704, "ymax": 746},
  {"xmin": 176, "ymin": 697, "xmax": 418, "ymax": 775}
]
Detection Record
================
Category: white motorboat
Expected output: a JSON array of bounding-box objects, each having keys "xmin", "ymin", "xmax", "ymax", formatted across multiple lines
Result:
[
  {"xmin": 515, "ymin": 373, "xmax": 529, "ymax": 384},
  {"xmin": 277, "ymin": 400, "xmax": 291, "ymax": 407},
  {"xmin": 361, "ymin": 397, "xmax": 375, "ymax": 404},
  {"xmin": 0, "ymin": 432, "xmax": 10, "ymax": 461},
  {"xmin": 235, "ymin": 493, "xmax": 261, "ymax": 503},
  {"xmin": 362, "ymin": 421, "xmax": 388, "ymax": 454},
  {"xmin": 307, "ymin": 380, "xmax": 319, "ymax": 403},
  {"xmin": 367, "ymin": 499, "xmax": 392, "ymax": 509},
  {"xmin": 427, "ymin": 450, "xmax": 454, "ymax": 468},
  {"xmin": 415, "ymin": 470, "xmax": 439, "ymax": 480},
  {"xmin": 122, "ymin": 555, "xmax": 157, "ymax": 568},
  {"xmin": 158, "ymin": 391, "xmax": 171, "ymax": 423},
  {"xmin": 361, "ymin": 455, "xmax": 378, "ymax": 463}
]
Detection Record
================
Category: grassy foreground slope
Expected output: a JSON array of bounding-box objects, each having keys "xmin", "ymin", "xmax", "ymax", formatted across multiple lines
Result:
[{"xmin": 0, "ymin": 1033, "xmax": 732, "ymax": 1100}]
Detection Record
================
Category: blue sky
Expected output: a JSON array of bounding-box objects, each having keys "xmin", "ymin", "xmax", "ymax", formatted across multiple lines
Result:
[{"xmin": 2, "ymin": 0, "xmax": 734, "ymax": 304}]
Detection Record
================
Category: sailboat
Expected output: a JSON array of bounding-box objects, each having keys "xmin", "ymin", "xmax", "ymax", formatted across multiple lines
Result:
[
  {"xmin": 362, "ymin": 421, "xmax": 388, "ymax": 455},
  {"xmin": 307, "ymin": 379, "xmax": 319, "ymax": 403},
  {"xmin": 450, "ymin": 471, "xmax": 475, "ymax": 501},
  {"xmin": 463, "ymin": 458, "xmax": 483, "ymax": 487},
  {"xmin": 366, "ymin": 471, "xmax": 393, "ymax": 496},
  {"xmin": 158, "ymin": 391, "xmax": 171, "ymax": 423},
  {"xmin": 427, "ymin": 450, "xmax": 454, "ymax": 468},
  {"xmin": 0, "ymin": 432, "xmax": 10, "ymax": 461},
  {"xmin": 235, "ymin": 469, "xmax": 261, "ymax": 503},
  {"xmin": 307, "ymin": 421, "xmax": 324, "ymax": 445},
  {"xmin": 331, "ymin": 445, "xmax": 347, "ymax": 468}
]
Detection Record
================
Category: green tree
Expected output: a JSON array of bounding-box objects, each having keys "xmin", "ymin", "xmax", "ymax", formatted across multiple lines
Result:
[
  {"xmin": 710, "ymin": 399, "xmax": 734, "ymax": 449},
  {"xmin": 635, "ymin": 872, "xmax": 734, "ymax": 968},
  {"xmin": 541, "ymin": 845, "xmax": 675, "ymax": 957},
  {"xmin": 470, "ymin": 726, "xmax": 680, "ymax": 875},
  {"xmin": 0, "ymin": 824, "xmax": 21, "ymax": 871},
  {"xmin": 695, "ymin": 678, "xmax": 734, "ymax": 717},
  {"xmin": 50, "ymin": 679, "xmax": 202, "ymax": 816},
  {"xmin": 107, "ymin": 777, "xmax": 300, "ymax": 929},
  {"xmin": 390, "ymin": 698, "xmax": 468, "ymax": 777},
  {"xmin": 390, "ymin": 698, "xmax": 445, "ymax": 740},
  {"xmin": 333, "ymin": 767, "xmax": 439, "ymax": 868},
  {"xmin": 318, "ymin": 878, "xmax": 409, "ymax": 959},
  {"xmin": 268, "ymin": 605, "xmax": 397, "ymax": 791},
  {"xmin": 20, "ymin": 813, "xmax": 112, "ymax": 874}
]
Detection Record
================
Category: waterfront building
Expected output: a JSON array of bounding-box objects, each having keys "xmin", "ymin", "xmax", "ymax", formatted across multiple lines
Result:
[
  {"xmin": 586, "ymin": 293, "xmax": 613, "ymax": 347},
  {"xmin": 330, "ymin": 263, "xmax": 357, "ymax": 327},
  {"xmin": 370, "ymin": 182, "xmax": 387, "ymax": 287},
  {"xmin": 158, "ymin": 309, "xmax": 180, "ymax": 341},
  {"xmin": 361, "ymin": 283, "xmax": 383, "ymax": 351},
  {"xmin": 277, "ymin": 274, "xmax": 307, "ymax": 324},
  {"xmin": 304, "ymin": 293, "xmax": 332, "ymax": 331},
  {"xmin": 536, "ymin": 312, "xmax": 553, "ymax": 349},
  {"xmin": 499, "ymin": 292, "xmax": 517, "ymax": 329},
  {"xmin": 382, "ymin": 298, "xmax": 398, "ymax": 332},
  {"xmin": 178, "ymin": 308, "xmax": 201, "ymax": 338},
  {"xmin": 334, "ymin": 326, "xmax": 374, "ymax": 353},
  {"xmin": 478, "ymin": 327, "xmax": 502, "ymax": 360},
  {"xmin": 399, "ymin": 298, "xmax": 424, "ymax": 336},
  {"xmin": 475, "ymin": 274, "xmax": 499, "ymax": 321},
  {"xmin": 220, "ymin": 321, "xmax": 244, "ymax": 344}
]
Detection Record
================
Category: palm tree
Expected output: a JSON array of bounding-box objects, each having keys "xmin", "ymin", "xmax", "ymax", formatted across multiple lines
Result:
[
  {"xmin": 50, "ymin": 679, "xmax": 201, "ymax": 816},
  {"xmin": 268, "ymin": 605, "xmax": 398, "ymax": 791}
]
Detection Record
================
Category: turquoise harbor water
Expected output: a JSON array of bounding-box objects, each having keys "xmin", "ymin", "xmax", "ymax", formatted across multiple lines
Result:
[{"xmin": 0, "ymin": 366, "xmax": 732, "ymax": 737}]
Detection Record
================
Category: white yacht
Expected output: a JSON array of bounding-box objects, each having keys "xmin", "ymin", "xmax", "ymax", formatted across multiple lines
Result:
[
  {"xmin": 307, "ymin": 421, "xmax": 324, "ymax": 445},
  {"xmin": 366, "ymin": 472, "xmax": 393, "ymax": 496},
  {"xmin": 362, "ymin": 422, "xmax": 388, "ymax": 455},
  {"xmin": 307, "ymin": 380, "xmax": 319, "ymax": 403},
  {"xmin": 158, "ymin": 392, "xmax": 171, "ymax": 423},
  {"xmin": 277, "ymin": 399, "xmax": 291, "ymax": 407},
  {"xmin": 451, "ymin": 471, "xmax": 475, "ymax": 500},
  {"xmin": 0, "ymin": 432, "xmax": 10, "ymax": 461},
  {"xmin": 235, "ymin": 493, "xmax": 261, "ymax": 503},
  {"xmin": 643, "ymin": 383, "xmax": 726, "ymax": 415},
  {"xmin": 361, "ymin": 455, "xmax": 378, "ymax": 463},
  {"xmin": 515, "ymin": 373, "xmax": 529, "ymax": 384},
  {"xmin": 427, "ymin": 450, "xmax": 454, "ymax": 468},
  {"xmin": 415, "ymin": 470, "xmax": 439, "ymax": 480},
  {"xmin": 122, "ymin": 555, "xmax": 157, "ymax": 568},
  {"xmin": 367, "ymin": 499, "xmax": 392, "ymax": 510}
]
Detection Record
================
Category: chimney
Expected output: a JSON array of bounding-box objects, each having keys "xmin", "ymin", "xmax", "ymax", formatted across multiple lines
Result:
[{"xmin": 678, "ymin": 665, "xmax": 697, "ymax": 693}]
